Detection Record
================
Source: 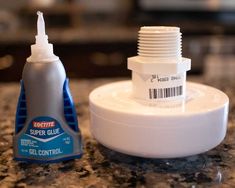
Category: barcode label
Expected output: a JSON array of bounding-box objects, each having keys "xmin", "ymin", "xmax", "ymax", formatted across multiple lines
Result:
[{"xmin": 149, "ymin": 86, "xmax": 183, "ymax": 99}]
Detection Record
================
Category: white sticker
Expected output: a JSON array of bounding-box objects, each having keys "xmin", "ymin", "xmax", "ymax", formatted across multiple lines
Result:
[
  {"xmin": 132, "ymin": 72, "xmax": 186, "ymax": 101},
  {"xmin": 148, "ymin": 74, "xmax": 184, "ymax": 99}
]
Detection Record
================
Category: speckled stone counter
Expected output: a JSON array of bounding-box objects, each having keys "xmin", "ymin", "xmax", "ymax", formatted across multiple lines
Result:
[{"xmin": 0, "ymin": 77, "xmax": 234, "ymax": 188}]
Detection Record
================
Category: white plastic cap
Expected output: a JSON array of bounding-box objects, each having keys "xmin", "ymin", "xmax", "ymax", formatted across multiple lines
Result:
[{"xmin": 27, "ymin": 11, "xmax": 58, "ymax": 62}]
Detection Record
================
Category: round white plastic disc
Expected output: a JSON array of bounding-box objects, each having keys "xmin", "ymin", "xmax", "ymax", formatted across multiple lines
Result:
[{"xmin": 89, "ymin": 81, "xmax": 229, "ymax": 158}]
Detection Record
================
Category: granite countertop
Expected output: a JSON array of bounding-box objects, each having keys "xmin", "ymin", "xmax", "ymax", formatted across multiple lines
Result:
[{"xmin": 0, "ymin": 77, "xmax": 234, "ymax": 188}]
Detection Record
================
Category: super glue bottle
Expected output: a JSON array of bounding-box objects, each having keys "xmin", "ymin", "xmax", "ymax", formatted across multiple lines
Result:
[{"xmin": 13, "ymin": 12, "xmax": 82, "ymax": 163}]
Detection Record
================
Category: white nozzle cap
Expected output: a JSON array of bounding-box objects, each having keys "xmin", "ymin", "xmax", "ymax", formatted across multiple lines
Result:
[
  {"xmin": 36, "ymin": 11, "xmax": 47, "ymax": 45},
  {"xmin": 27, "ymin": 11, "xmax": 59, "ymax": 62}
]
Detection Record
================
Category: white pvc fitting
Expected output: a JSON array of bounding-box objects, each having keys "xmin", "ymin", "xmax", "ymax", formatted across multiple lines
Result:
[
  {"xmin": 128, "ymin": 26, "xmax": 191, "ymax": 102},
  {"xmin": 89, "ymin": 26, "xmax": 229, "ymax": 158}
]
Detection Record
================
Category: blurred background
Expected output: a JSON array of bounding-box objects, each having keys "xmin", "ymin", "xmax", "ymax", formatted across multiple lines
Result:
[{"xmin": 0, "ymin": 0, "xmax": 235, "ymax": 81}]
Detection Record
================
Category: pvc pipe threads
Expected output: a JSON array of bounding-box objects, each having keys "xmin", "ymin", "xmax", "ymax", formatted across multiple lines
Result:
[
  {"xmin": 138, "ymin": 26, "xmax": 182, "ymax": 59},
  {"xmin": 128, "ymin": 27, "xmax": 191, "ymax": 102},
  {"xmin": 89, "ymin": 26, "xmax": 229, "ymax": 158}
]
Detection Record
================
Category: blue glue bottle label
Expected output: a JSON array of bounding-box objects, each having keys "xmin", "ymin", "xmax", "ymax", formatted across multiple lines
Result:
[
  {"xmin": 14, "ymin": 78, "xmax": 83, "ymax": 163},
  {"xmin": 18, "ymin": 117, "xmax": 73, "ymax": 159}
]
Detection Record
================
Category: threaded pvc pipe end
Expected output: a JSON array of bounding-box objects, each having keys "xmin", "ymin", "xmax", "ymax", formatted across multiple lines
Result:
[{"xmin": 138, "ymin": 26, "xmax": 182, "ymax": 59}]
